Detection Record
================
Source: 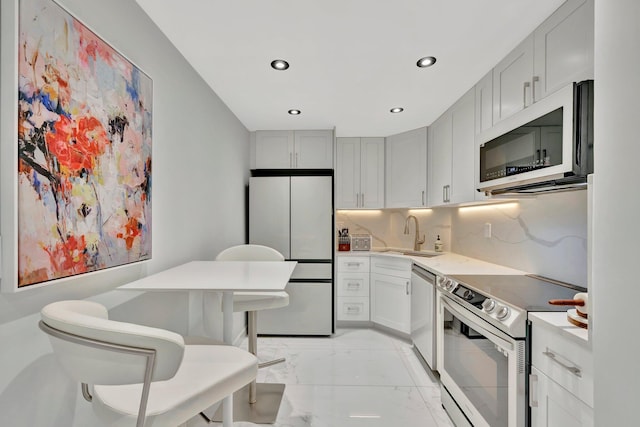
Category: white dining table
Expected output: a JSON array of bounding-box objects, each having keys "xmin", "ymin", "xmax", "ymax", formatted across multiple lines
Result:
[{"xmin": 118, "ymin": 260, "xmax": 297, "ymax": 427}]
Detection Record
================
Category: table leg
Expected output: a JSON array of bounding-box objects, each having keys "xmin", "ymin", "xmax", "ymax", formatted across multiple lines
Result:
[
  {"xmin": 222, "ymin": 291, "xmax": 234, "ymax": 427},
  {"xmin": 222, "ymin": 291, "xmax": 234, "ymax": 344}
]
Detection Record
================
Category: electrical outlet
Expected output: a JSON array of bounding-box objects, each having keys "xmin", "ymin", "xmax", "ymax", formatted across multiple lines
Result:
[{"xmin": 484, "ymin": 223, "xmax": 492, "ymax": 238}]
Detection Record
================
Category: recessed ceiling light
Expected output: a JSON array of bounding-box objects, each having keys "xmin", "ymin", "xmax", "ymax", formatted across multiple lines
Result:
[
  {"xmin": 416, "ymin": 56, "xmax": 437, "ymax": 68},
  {"xmin": 271, "ymin": 59, "xmax": 290, "ymax": 70},
  {"xmin": 390, "ymin": 107, "xmax": 404, "ymax": 113},
  {"xmin": 288, "ymin": 109, "xmax": 301, "ymax": 115}
]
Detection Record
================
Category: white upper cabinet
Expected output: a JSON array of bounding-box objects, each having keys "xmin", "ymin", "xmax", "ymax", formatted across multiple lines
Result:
[
  {"xmin": 475, "ymin": 70, "xmax": 494, "ymax": 135},
  {"xmin": 294, "ymin": 130, "xmax": 334, "ymax": 169},
  {"xmin": 429, "ymin": 88, "xmax": 476, "ymax": 206},
  {"xmin": 254, "ymin": 130, "xmax": 333, "ymax": 169},
  {"xmin": 428, "ymin": 112, "xmax": 452, "ymax": 207},
  {"xmin": 450, "ymin": 88, "xmax": 476, "ymax": 204},
  {"xmin": 533, "ymin": 0, "xmax": 594, "ymax": 100},
  {"xmin": 385, "ymin": 127, "xmax": 428, "ymax": 208},
  {"xmin": 492, "ymin": 0, "xmax": 593, "ymax": 125},
  {"xmin": 336, "ymin": 138, "xmax": 360, "ymax": 208},
  {"xmin": 336, "ymin": 137, "xmax": 384, "ymax": 209},
  {"xmin": 493, "ymin": 34, "xmax": 535, "ymax": 124},
  {"xmin": 360, "ymin": 138, "xmax": 385, "ymax": 208},
  {"xmin": 254, "ymin": 130, "xmax": 294, "ymax": 169}
]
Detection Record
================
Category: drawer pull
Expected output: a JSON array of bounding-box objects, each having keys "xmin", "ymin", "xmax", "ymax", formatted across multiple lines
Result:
[
  {"xmin": 543, "ymin": 350, "xmax": 582, "ymax": 377},
  {"xmin": 346, "ymin": 262, "xmax": 361, "ymax": 267},
  {"xmin": 347, "ymin": 282, "xmax": 361, "ymax": 288},
  {"xmin": 346, "ymin": 306, "xmax": 361, "ymax": 313}
]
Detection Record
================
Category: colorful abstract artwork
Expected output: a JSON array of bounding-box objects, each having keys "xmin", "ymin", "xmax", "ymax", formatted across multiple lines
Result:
[{"xmin": 17, "ymin": 0, "xmax": 152, "ymax": 288}]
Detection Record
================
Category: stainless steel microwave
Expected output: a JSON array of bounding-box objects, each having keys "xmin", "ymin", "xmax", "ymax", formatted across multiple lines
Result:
[{"xmin": 477, "ymin": 80, "xmax": 593, "ymax": 195}]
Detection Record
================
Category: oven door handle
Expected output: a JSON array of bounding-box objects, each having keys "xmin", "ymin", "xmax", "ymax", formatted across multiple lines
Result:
[{"xmin": 440, "ymin": 296, "xmax": 516, "ymax": 352}]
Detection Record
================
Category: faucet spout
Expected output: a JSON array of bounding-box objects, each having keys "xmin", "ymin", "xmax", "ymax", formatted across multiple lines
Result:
[{"xmin": 403, "ymin": 215, "xmax": 425, "ymax": 251}]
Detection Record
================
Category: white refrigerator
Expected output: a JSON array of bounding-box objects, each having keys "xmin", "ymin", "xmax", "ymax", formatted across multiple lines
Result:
[{"xmin": 249, "ymin": 173, "xmax": 334, "ymax": 335}]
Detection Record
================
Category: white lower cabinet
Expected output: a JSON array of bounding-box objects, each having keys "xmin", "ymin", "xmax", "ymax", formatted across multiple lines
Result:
[
  {"xmin": 336, "ymin": 256, "xmax": 370, "ymax": 322},
  {"xmin": 530, "ymin": 366, "xmax": 594, "ymax": 427},
  {"xmin": 370, "ymin": 256, "xmax": 411, "ymax": 334},
  {"xmin": 529, "ymin": 318, "xmax": 593, "ymax": 427}
]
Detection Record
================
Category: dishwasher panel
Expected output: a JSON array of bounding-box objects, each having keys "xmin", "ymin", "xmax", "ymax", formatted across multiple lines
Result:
[{"xmin": 411, "ymin": 264, "xmax": 437, "ymax": 370}]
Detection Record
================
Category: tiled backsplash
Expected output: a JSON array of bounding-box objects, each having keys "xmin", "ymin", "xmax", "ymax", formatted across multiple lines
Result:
[{"xmin": 336, "ymin": 190, "xmax": 588, "ymax": 287}]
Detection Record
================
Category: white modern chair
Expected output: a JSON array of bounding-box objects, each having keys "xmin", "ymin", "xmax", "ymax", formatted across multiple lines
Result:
[
  {"xmin": 214, "ymin": 244, "xmax": 289, "ymax": 405},
  {"xmin": 40, "ymin": 300, "xmax": 257, "ymax": 427}
]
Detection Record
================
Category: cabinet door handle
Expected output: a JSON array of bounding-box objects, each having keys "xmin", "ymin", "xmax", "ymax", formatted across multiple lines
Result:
[
  {"xmin": 422, "ymin": 190, "xmax": 425, "ymax": 206},
  {"xmin": 443, "ymin": 186, "xmax": 446, "ymax": 203},
  {"xmin": 523, "ymin": 81, "xmax": 531, "ymax": 108},
  {"xmin": 543, "ymin": 350, "xmax": 582, "ymax": 377},
  {"xmin": 289, "ymin": 152, "xmax": 293, "ymax": 168},
  {"xmin": 295, "ymin": 152, "xmax": 299, "ymax": 168},
  {"xmin": 532, "ymin": 76, "xmax": 539, "ymax": 103},
  {"xmin": 406, "ymin": 281, "xmax": 410, "ymax": 295},
  {"xmin": 361, "ymin": 193, "xmax": 365, "ymax": 207},
  {"xmin": 529, "ymin": 374, "xmax": 538, "ymax": 407}
]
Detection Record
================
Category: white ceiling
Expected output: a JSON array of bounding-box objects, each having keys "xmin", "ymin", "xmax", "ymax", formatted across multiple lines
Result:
[{"xmin": 136, "ymin": 0, "xmax": 565, "ymax": 137}]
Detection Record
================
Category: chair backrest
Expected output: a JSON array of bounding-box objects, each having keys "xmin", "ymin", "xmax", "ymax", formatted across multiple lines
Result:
[
  {"xmin": 40, "ymin": 300, "xmax": 185, "ymax": 386},
  {"xmin": 216, "ymin": 244, "xmax": 285, "ymax": 261}
]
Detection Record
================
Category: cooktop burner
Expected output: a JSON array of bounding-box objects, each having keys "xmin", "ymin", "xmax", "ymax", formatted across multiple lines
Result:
[{"xmin": 448, "ymin": 274, "xmax": 586, "ymax": 312}]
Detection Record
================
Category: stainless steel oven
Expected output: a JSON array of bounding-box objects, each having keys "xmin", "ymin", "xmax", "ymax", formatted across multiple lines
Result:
[
  {"xmin": 436, "ymin": 274, "xmax": 585, "ymax": 427},
  {"xmin": 439, "ymin": 296, "xmax": 525, "ymax": 427}
]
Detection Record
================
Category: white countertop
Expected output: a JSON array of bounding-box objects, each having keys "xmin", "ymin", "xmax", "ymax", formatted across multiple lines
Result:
[
  {"xmin": 338, "ymin": 248, "xmax": 525, "ymax": 276},
  {"xmin": 529, "ymin": 312, "xmax": 590, "ymax": 345}
]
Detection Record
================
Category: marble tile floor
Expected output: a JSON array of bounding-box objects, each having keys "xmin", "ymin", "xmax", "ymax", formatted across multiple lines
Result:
[{"xmin": 187, "ymin": 328, "xmax": 454, "ymax": 427}]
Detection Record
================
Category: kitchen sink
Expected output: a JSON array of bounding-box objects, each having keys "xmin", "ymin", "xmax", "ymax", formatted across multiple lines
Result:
[
  {"xmin": 401, "ymin": 251, "xmax": 441, "ymax": 258},
  {"xmin": 375, "ymin": 249, "xmax": 442, "ymax": 258}
]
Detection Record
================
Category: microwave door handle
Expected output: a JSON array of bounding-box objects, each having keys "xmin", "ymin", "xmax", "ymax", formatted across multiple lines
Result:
[{"xmin": 440, "ymin": 296, "xmax": 515, "ymax": 352}]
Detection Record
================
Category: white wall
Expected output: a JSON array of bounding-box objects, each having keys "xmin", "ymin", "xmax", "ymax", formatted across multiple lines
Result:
[
  {"xmin": 592, "ymin": 0, "xmax": 640, "ymax": 424},
  {"xmin": 0, "ymin": 0, "xmax": 249, "ymax": 425},
  {"xmin": 451, "ymin": 191, "xmax": 588, "ymax": 287}
]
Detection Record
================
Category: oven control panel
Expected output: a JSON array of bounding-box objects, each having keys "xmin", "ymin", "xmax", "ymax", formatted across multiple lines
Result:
[{"xmin": 437, "ymin": 275, "xmax": 525, "ymax": 336}]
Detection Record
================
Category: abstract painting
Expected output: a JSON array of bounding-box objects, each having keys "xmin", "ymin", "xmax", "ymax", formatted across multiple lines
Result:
[{"xmin": 17, "ymin": 0, "xmax": 152, "ymax": 288}]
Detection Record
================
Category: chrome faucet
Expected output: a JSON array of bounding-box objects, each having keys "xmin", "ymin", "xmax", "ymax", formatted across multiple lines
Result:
[{"xmin": 403, "ymin": 215, "xmax": 425, "ymax": 251}]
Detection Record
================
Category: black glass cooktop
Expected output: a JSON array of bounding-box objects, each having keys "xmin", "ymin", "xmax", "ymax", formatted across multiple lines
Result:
[{"xmin": 448, "ymin": 274, "xmax": 587, "ymax": 312}]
